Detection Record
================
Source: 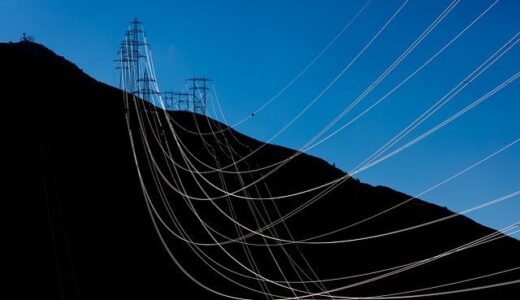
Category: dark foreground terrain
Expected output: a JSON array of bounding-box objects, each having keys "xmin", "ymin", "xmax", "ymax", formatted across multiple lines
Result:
[{"xmin": 2, "ymin": 41, "xmax": 519, "ymax": 299}]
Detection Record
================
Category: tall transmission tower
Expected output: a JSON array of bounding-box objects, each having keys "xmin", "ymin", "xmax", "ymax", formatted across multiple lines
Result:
[
  {"xmin": 186, "ymin": 77, "xmax": 211, "ymax": 114},
  {"xmin": 128, "ymin": 18, "xmax": 145, "ymax": 98},
  {"xmin": 115, "ymin": 18, "xmax": 162, "ymax": 108}
]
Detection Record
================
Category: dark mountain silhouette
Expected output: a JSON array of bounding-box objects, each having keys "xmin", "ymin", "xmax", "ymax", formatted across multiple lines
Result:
[{"xmin": 2, "ymin": 41, "xmax": 519, "ymax": 299}]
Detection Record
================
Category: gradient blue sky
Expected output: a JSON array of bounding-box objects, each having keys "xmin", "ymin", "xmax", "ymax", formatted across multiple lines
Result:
[{"xmin": 1, "ymin": 0, "xmax": 518, "ymax": 234}]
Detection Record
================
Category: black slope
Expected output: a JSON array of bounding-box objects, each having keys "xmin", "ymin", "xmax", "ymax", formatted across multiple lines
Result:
[{"xmin": 2, "ymin": 41, "xmax": 519, "ymax": 299}]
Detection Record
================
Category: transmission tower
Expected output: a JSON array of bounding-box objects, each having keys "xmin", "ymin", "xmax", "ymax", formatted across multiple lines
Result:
[
  {"xmin": 161, "ymin": 91, "xmax": 191, "ymax": 111},
  {"xmin": 175, "ymin": 92, "xmax": 191, "ymax": 111},
  {"xmin": 186, "ymin": 77, "xmax": 211, "ymax": 114},
  {"xmin": 162, "ymin": 92, "xmax": 175, "ymax": 110},
  {"xmin": 138, "ymin": 69, "xmax": 160, "ymax": 106},
  {"xmin": 128, "ymin": 18, "xmax": 146, "ymax": 97},
  {"xmin": 115, "ymin": 18, "xmax": 161, "ymax": 107}
]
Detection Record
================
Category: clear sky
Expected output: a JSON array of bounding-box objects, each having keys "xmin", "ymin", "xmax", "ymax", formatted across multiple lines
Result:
[{"xmin": 1, "ymin": 0, "xmax": 518, "ymax": 234}]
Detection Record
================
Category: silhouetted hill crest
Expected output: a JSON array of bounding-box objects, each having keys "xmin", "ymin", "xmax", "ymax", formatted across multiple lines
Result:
[{"xmin": 2, "ymin": 41, "xmax": 519, "ymax": 299}]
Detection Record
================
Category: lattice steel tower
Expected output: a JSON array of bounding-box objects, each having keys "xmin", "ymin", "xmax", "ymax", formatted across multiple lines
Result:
[
  {"xmin": 186, "ymin": 77, "xmax": 211, "ymax": 114},
  {"xmin": 116, "ymin": 18, "xmax": 162, "ymax": 107}
]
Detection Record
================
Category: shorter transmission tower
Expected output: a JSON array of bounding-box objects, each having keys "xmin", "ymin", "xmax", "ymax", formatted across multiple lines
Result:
[
  {"xmin": 161, "ymin": 91, "xmax": 191, "ymax": 110},
  {"xmin": 162, "ymin": 92, "xmax": 175, "ymax": 110},
  {"xmin": 162, "ymin": 77, "xmax": 211, "ymax": 114},
  {"xmin": 174, "ymin": 92, "xmax": 191, "ymax": 111},
  {"xmin": 186, "ymin": 76, "xmax": 212, "ymax": 114}
]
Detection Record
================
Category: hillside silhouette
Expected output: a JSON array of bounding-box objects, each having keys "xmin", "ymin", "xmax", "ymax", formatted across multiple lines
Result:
[{"xmin": 2, "ymin": 41, "xmax": 519, "ymax": 299}]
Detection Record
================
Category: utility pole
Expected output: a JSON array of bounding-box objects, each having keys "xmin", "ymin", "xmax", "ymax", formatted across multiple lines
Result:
[{"xmin": 186, "ymin": 77, "xmax": 211, "ymax": 114}]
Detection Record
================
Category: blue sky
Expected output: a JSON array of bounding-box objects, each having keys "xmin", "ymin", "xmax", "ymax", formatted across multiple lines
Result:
[{"xmin": 1, "ymin": 0, "xmax": 518, "ymax": 234}]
